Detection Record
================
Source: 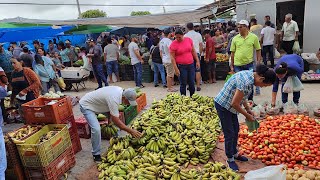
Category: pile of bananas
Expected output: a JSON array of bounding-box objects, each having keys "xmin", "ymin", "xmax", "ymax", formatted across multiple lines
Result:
[
  {"xmin": 6, "ymin": 125, "xmax": 42, "ymax": 144},
  {"xmin": 98, "ymin": 94, "xmax": 240, "ymax": 179},
  {"xmin": 39, "ymin": 131, "xmax": 59, "ymax": 143},
  {"xmin": 101, "ymin": 124, "xmax": 118, "ymax": 139},
  {"xmin": 216, "ymin": 53, "xmax": 229, "ymax": 62}
]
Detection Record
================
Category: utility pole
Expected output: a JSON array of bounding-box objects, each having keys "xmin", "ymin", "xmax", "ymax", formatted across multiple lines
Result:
[{"xmin": 76, "ymin": 0, "xmax": 81, "ymax": 18}]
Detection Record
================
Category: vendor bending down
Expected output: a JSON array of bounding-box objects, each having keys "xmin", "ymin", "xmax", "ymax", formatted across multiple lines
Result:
[
  {"xmin": 79, "ymin": 86, "xmax": 142, "ymax": 162},
  {"xmin": 214, "ymin": 65, "xmax": 276, "ymax": 171},
  {"xmin": 272, "ymin": 54, "xmax": 304, "ymax": 106}
]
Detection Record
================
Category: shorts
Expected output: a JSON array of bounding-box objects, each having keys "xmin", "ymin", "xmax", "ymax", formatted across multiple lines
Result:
[
  {"xmin": 106, "ymin": 61, "xmax": 119, "ymax": 75},
  {"xmin": 164, "ymin": 63, "xmax": 174, "ymax": 78},
  {"xmin": 194, "ymin": 53, "xmax": 201, "ymax": 73},
  {"xmin": 206, "ymin": 60, "xmax": 216, "ymax": 73}
]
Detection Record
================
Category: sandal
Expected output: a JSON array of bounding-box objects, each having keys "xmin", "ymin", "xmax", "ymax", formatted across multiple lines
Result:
[{"xmin": 167, "ymin": 88, "xmax": 178, "ymax": 92}]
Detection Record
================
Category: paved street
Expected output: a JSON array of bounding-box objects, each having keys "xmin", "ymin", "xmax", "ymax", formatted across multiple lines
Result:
[{"xmin": 3, "ymin": 79, "xmax": 320, "ymax": 179}]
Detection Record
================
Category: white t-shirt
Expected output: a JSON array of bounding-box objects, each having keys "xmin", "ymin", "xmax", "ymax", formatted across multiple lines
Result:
[
  {"xmin": 282, "ymin": 20, "xmax": 299, "ymax": 41},
  {"xmin": 261, "ymin": 26, "xmax": 276, "ymax": 46},
  {"xmin": 128, "ymin": 42, "xmax": 140, "ymax": 65},
  {"xmin": 79, "ymin": 86, "xmax": 122, "ymax": 117},
  {"xmin": 184, "ymin": 30, "xmax": 203, "ymax": 54},
  {"xmin": 159, "ymin": 37, "xmax": 172, "ymax": 64}
]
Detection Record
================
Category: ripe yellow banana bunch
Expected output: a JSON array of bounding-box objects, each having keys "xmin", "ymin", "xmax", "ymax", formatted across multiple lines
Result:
[
  {"xmin": 101, "ymin": 124, "xmax": 118, "ymax": 139},
  {"xmin": 7, "ymin": 125, "xmax": 42, "ymax": 144}
]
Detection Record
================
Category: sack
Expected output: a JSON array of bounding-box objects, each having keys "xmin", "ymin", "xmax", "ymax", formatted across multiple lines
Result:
[
  {"xmin": 283, "ymin": 101, "xmax": 298, "ymax": 114},
  {"xmin": 244, "ymin": 165, "xmax": 286, "ymax": 180},
  {"xmin": 257, "ymin": 104, "xmax": 266, "ymax": 118},
  {"xmin": 292, "ymin": 76, "xmax": 304, "ymax": 92},
  {"xmin": 274, "ymin": 48, "xmax": 280, "ymax": 58},
  {"xmin": 292, "ymin": 41, "xmax": 301, "ymax": 54},
  {"xmin": 301, "ymin": 53, "xmax": 320, "ymax": 64},
  {"xmin": 245, "ymin": 119, "xmax": 260, "ymax": 132},
  {"xmin": 57, "ymin": 77, "xmax": 66, "ymax": 90},
  {"xmin": 282, "ymin": 76, "xmax": 293, "ymax": 93},
  {"xmin": 297, "ymin": 104, "xmax": 309, "ymax": 115}
]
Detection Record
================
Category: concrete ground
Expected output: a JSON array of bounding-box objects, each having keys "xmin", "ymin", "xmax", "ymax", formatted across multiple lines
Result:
[{"xmin": 3, "ymin": 79, "xmax": 320, "ymax": 179}]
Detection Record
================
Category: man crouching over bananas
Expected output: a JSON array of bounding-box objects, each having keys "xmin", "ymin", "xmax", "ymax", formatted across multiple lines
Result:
[{"xmin": 79, "ymin": 86, "xmax": 142, "ymax": 162}]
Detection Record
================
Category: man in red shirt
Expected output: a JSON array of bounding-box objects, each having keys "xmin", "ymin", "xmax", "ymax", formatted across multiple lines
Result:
[{"xmin": 203, "ymin": 29, "xmax": 217, "ymax": 83}]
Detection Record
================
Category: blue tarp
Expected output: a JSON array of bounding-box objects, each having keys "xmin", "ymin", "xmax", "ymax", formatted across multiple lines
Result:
[{"xmin": 0, "ymin": 26, "xmax": 74, "ymax": 43}]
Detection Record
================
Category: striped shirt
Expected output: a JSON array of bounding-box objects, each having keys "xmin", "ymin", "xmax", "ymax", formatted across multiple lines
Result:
[{"xmin": 214, "ymin": 70, "xmax": 254, "ymax": 114}]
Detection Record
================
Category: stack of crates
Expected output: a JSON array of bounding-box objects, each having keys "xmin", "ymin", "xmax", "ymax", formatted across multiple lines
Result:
[
  {"xmin": 16, "ymin": 124, "xmax": 75, "ymax": 180},
  {"xmin": 142, "ymin": 64, "xmax": 153, "ymax": 83},
  {"xmin": 215, "ymin": 62, "xmax": 230, "ymax": 80},
  {"xmin": 21, "ymin": 96, "xmax": 82, "ymax": 154}
]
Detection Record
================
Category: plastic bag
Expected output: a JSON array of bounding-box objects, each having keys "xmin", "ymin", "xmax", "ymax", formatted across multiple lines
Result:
[
  {"xmin": 245, "ymin": 119, "xmax": 260, "ymax": 132},
  {"xmin": 292, "ymin": 41, "xmax": 301, "ymax": 54},
  {"xmin": 266, "ymin": 104, "xmax": 280, "ymax": 115},
  {"xmin": 283, "ymin": 101, "xmax": 298, "ymax": 114},
  {"xmin": 282, "ymin": 76, "xmax": 293, "ymax": 93},
  {"xmin": 57, "ymin": 77, "xmax": 66, "ymax": 90},
  {"xmin": 244, "ymin": 165, "xmax": 286, "ymax": 180},
  {"xmin": 301, "ymin": 53, "xmax": 320, "ymax": 64},
  {"xmin": 257, "ymin": 104, "xmax": 266, "ymax": 117},
  {"xmin": 252, "ymin": 106, "xmax": 261, "ymax": 119},
  {"xmin": 81, "ymin": 55, "xmax": 92, "ymax": 71},
  {"xmin": 274, "ymin": 48, "xmax": 280, "ymax": 58},
  {"xmin": 298, "ymin": 104, "xmax": 309, "ymax": 116},
  {"xmin": 292, "ymin": 76, "xmax": 304, "ymax": 92}
]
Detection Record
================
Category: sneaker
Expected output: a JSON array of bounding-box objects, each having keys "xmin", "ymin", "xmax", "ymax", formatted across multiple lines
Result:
[
  {"xmin": 93, "ymin": 155, "xmax": 102, "ymax": 162},
  {"xmin": 234, "ymin": 155, "xmax": 249, "ymax": 162},
  {"xmin": 226, "ymin": 160, "xmax": 239, "ymax": 171},
  {"xmin": 95, "ymin": 87, "xmax": 102, "ymax": 90},
  {"xmin": 154, "ymin": 84, "xmax": 159, "ymax": 87}
]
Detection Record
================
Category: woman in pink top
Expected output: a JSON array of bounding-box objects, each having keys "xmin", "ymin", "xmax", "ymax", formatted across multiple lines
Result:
[{"xmin": 170, "ymin": 29, "xmax": 200, "ymax": 96}]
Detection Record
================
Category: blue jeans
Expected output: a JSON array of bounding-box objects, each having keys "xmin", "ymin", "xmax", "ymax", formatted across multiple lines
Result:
[
  {"xmin": 262, "ymin": 45, "xmax": 274, "ymax": 67},
  {"xmin": 178, "ymin": 64, "xmax": 195, "ymax": 96},
  {"xmin": 214, "ymin": 102, "xmax": 239, "ymax": 158},
  {"xmin": 234, "ymin": 63, "xmax": 254, "ymax": 100},
  {"xmin": 133, "ymin": 63, "xmax": 142, "ymax": 87},
  {"xmin": 106, "ymin": 61, "xmax": 119, "ymax": 75},
  {"xmin": 80, "ymin": 105, "xmax": 102, "ymax": 156},
  {"xmin": 281, "ymin": 76, "xmax": 301, "ymax": 104},
  {"xmin": 153, "ymin": 62, "xmax": 166, "ymax": 86},
  {"xmin": 92, "ymin": 63, "xmax": 108, "ymax": 88},
  {"xmin": 0, "ymin": 127, "xmax": 6, "ymax": 179}
]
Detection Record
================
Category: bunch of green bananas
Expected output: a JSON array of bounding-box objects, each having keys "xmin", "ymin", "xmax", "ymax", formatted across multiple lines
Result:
[
  {"xmin": 101, "ymin": 124, "xmax": 118, "ymax": 139},
  {"xmin": 97, "ymin": 94, "xmax": 240, "ymax": 179}
]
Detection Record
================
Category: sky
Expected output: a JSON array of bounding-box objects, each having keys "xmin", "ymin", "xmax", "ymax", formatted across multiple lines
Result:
[{"xmin": 0, "ymin": 0, "xmax": 214, "ymax": 20}]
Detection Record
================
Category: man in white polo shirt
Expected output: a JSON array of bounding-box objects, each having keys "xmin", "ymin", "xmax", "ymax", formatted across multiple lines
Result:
[
  {"xmin": 79, "ymin": 86, "xmax": 142, "ymax": 162},
  {"xmin": 184, "ymin": 23, "xmax": 203, "ymax": 91},
  {"xmin": 281, "ymin": 13, "xmax": 299, "ymax": 54},
  {"xmin": 261, "ymin": 21, "xmax": 276, "ymax": 68}
]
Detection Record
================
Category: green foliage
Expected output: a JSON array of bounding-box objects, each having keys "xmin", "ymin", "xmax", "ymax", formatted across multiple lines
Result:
[
  {"xmin": 130, "ymin": 11, "xmax": 151, "ymax": 16},
  {"xmin": 80, "ymin": 9, "xmax": 107, "ymax": 18}
]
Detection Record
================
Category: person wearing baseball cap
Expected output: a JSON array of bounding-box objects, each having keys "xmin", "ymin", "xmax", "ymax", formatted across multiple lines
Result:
[
  {"xmin": 229, "ymin": 19, "xmax": 261, "ymax": 102},
  {"xmin": 79, "ymin": 86, "xmax": 142, "ymax": 162}
]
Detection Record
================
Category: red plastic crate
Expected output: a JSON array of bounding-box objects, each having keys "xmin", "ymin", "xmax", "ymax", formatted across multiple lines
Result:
[
  {"xmin": 25, "ymin": 147, "xmax": 75, "ymax": 180},
  {"xmin": 75, "ymin": 117, "xmax": 91, "ymax": 139},
  {"xmin": 136, "ymin": 93, "xmax": 147, "ymax": 113},
  {"xmin": 69, "ymin": 126, "xmax": 82, "ymax": 154},
  {"xmin": 22, "ymin": 97, "xmax": 73, "ymax": 124}
]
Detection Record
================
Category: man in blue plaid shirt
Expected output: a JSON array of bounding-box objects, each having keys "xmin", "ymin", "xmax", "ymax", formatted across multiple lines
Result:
[{"xmin": 214, "ymin": 65, "xmax": 276, "ymax": 171}]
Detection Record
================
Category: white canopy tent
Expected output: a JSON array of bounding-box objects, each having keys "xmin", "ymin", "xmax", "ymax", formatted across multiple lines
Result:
[{"xmin": 0, "ymin": 8, "xmax": 213, "ymax": 28}]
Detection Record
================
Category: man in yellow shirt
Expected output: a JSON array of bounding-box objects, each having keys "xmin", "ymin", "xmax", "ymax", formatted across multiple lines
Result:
[{"xmin": 230, "ymin": 20, "xmax": 261, "ymax": 100}]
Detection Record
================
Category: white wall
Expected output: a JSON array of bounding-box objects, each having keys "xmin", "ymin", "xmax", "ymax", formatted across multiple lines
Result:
[
  {"xmin": 236, "ymin": 0, "xmax": 276, "ymax": 24},
  {"xmin": 303, "ymin": 0, "xmax": 320, "ymax": 53}
]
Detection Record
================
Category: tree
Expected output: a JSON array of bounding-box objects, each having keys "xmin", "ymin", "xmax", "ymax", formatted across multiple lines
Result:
[
  {"xmin": 130, "ymin": 11, "xmax": 151, "ymax": 16},
  {"xmin": 80, "ymin": 9, "xmax": 107, "ymax": 18}
]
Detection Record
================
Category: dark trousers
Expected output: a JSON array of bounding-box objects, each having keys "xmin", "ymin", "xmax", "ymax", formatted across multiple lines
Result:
[
  {"xmin": 200, "ymin": 56, "xmax": 208, "ymax": 81},
  {"xmin": 92, "ymin": 63, "xmax": 108, "ymax": 88},
  {"xmin": 177, "ymin": 64, "xmax": 195, "ymax": 96},
  {"xmin": 215, "ymin": 102, "xmax": 239, "ymax": 158},
  {"xmin": 262, "ymin": 45, "xmax": 274, "ymax": 67},
  {"xmin": 234, "ymin": 63, "xmax": 254, "ymax": 100},
  {"xmin": 282, "ymin": 40, "xmax": 295, "ymax": 54},
  {"xmin": 133, "ymin": 62, "xmax": 142, "ymax": 87},
  {"xmin": 281, "ymin": 75, "xmax": 301, "ymax": 104}
]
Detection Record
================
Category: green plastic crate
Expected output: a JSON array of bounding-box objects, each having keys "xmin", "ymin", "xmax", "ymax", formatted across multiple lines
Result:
[
  {"xmin": 17, "ymin": 124, "xmax": 72, "ymax": 168},
  {"xmin": 124, "ymin": 105, "xmax": 138, "ymax": 125}
]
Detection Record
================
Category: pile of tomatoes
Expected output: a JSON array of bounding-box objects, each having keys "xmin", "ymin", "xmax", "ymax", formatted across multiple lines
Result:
[{"xmin": 238, "ymin": 114, "xmax": 320, "ymax": 169}]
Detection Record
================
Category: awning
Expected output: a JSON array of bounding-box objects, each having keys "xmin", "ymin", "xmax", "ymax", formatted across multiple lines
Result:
[
  {"xmin": 65, "ymin": 25, "xmax": 112, "ymax": 35},
  {"xmin": 0, "ymin": 25, "xmax": 74, "ymax": 43},
  {"xmin": 0, "ymin": 8, "xmax": 213, "ymax": 27}
]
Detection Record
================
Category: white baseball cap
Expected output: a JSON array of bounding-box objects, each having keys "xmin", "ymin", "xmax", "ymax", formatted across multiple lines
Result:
[
  {"xmin": 123, "ymin": 88, "xmax": 137, "ymax": 106},
  {"xmin": 238, "ymin": 20, "xmax": 249, "ymax": 27}
]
